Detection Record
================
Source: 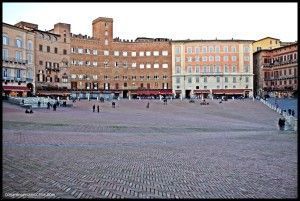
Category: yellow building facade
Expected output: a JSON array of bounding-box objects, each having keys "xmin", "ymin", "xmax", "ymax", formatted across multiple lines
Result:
[{"xmin": 252, "ymin": 37, "xmax": 281, "ymax": 53}]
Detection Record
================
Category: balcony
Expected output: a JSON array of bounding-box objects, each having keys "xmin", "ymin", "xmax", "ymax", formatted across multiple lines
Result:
[
  {"xmin": 2, "ymin": 57, "xmax": 28, "ymax": 65},
  {"xmin": 263, "ymin": 59, "xmax": 298, "ymax": 68}
]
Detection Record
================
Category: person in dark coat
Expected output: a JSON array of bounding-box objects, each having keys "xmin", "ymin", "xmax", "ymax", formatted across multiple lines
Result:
[
  {"xmin": 93, "ymin": 104, "xmax": 95, "ymax": 112},
  {"xmin": 146, "ymin": 102, "xmax": 150, "ymax": 108},
  {"xmin": 53, "ymin": 103, "xmax": 57, "ymax": 111},
  {"xmin": 47, "ymin": 102, "xmax": 51, "ymax": 109},
  {"xmin": 278, "ymin": 117, "xmax": 285, "ymax": 131},
  {"xmin": 97, "ymin": 105, "xmax": 100, "ymax": 113},
  {"xmin": 37, "ymin": 101, "xmax": 41, "ymax": 108},
  {"xmin": 112, "ymin": 101, "xmax": 115, "ymax": 108}
]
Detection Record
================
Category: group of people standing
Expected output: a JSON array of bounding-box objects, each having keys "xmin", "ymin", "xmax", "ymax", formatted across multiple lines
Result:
[{"xmin": 92, "ymin": 104, "xmax": 100, "ymax": 113}]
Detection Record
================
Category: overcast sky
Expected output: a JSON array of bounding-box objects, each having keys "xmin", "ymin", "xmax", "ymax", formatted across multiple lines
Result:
[{"xmin": 3, "ymin": 3, "xmax": 298, "ymax": 42}]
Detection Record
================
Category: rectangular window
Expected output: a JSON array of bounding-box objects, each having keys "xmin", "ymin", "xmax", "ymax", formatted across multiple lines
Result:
[
  {"xmin": 187, "ymin": 47, "xmax": 193, "ymax": 54},
  {"xmin": 63, "ymin": 49, "xmax": 67, "ymax": 55},
  {"xmin": 215, "ymin": 46, "xmax": 220, "ymax": 53},
  {"xmin": 154, "ymin": 63, "xmax": 159, "ymax": 68},
  {"xmin": 209, "ymin": 46, "xmax": 214, "ymax": 53},
  {"xmin": 195, "ymin": 47, "xmax": 200, "ymax": 54},
  {"xmin": 232, "ymin": 56, "xmax": 237, "ymax": 61},
  {"xmin": 15, "ymin": 51, "xmax": 22, "ymax": 61},
  {"xmin": 203, "ymin": 77, "xmax": 207, "ymax": 82},
  {"xmin": 162, "ymin": 63, "xmax": 168, "ymax": 68},
  {"xmin": 216, "ymin": 76, "xmax": 220, "ymax": 82},
  {"xmin": 122, "ymin": 51, "xmax": 127, "ymax": 57},
  {"xmin": 146, "ymin": 51, "xmax": 151, "ymax": 56},
  {"xmin": 175, "ymin": 47, "xmax": 180, "ymax": 55},
  {"xmin": 104, "ymin": 50, "xmax": 109, "ymax": 56},
  {"xmin": 176, "ymin": 66, "xmax": 181, "ymax": 74},
  {"xmin": 245, "ymin": 77, "xmax": 249, "ymax": 83},
  {"xmin": 176, "ymin": 77, "xmax": 180, "ymax": 84},
  {"xmin": 187, "ymin": 77, "xmax": 192, "ymax": 83},
  {"xmin": 233, "ymin": 77, "xmax": 236, "ymax": 83},
  {"xmin": 27, "ymin": 54, "xmax": 33, "ymax": 64},
  {"xmin": 140, "ymin": 64, "xmax": 145, "ymax": 69},
  {"xmin": 195, "ymin": 77, "xmax": 200, "ymax": 83},
  {"xmin": 225, "ymin": 77, "xmax": 228, "ymax": 83},
  {"xmin": 232, "ymin": 65, "xmax": 237, "ymax": 73},
  {"xmin": 146, "ymin": 63, "xmax": 151, "ymax": 68},
  {"xmin": 231, "ymin": 46, "xmax": 236, "ymax": 52},
  {"xmin": 93, "ymin": 62, "xmax": 97, "ymax": 67},
  {"xmin": 139, "ymin": 51, "xmax": 145, "ymax": 56},
  {"xmin": 16, "ymin": 69, "xmax": 21, "ymax": 78},
  {"xmin": 78, "ymin": 48, "xmax": 83, "ymax": 54},
  {"xmin": 175, "ymin": 57, "xmax": 181, "ymax": 62},
  {"xmin": 223, "ymin": 46, "xmax": 228, "ymax": 52},
  {"xmin": 54, "ymin": 47, "xmax": 58, "ymax": 54},
  {"xmin": 132, "ymin": 62, "xmax": 136, "ymax": 68},
  {"xmin": 215, "ymin": 56, "xmax": 220, "ymax": 61},
  {"xmin": 203, "ymin": 65, "xmax": 207, "ymax": 73},
  {"xmin": 153, "ymin": 51, "xmax": 159, "ymax": 56},
  {"xmin": 162, "ymin": 51, "xmax": 168, "ymax": 56},
  {"xmin": 223, "ymin": 56, "xmax": 228, "ymax": 61},
  {"xmin": 188, "ymin": 66, "xmax": 192, "ymax": 73},
  {"xmin": 202, "ymin": 56, "xmax": 207, "ymax": 62},
  {"xmin": 244, "ymin": 56, "xmax": 249, "ymax": 61},
  {"xmin": 195, "ymin": 56, "xmax": 200, "ymax": 62},
  {"xmin": 2, "ymin": 49, "xmax": 8, "ymax": 59},
  {"xmin": 114, "ymin": 51, "xmax": 119, "ymax": 56},
  {"xmin": 244, "ymin": 46, "xmax": 249, "ymax": 52},
  {"xmin": 39, "ymin": 45, "xmax": 43, "ymax": 51},
  {"xmin": 195, "ymin": 66, "xmax": 200, "ymax": 73},
  {"xmin": 47, "ymin": 46, "xmax": 50, "ymax": 52},
  {"xmin": 202, "ymin": 47, "xmax": 207, "ymax": 53},
  {"xmin": 93, "ymin": 50, "xmax": 98, "ymax": 55},
  {"xmin": 131, "ymin": 51, "xmax": 136, "ymax": 57},
  {"xmin": 224, "ymin": 65, "xmax": 228, "ymax": 73}
]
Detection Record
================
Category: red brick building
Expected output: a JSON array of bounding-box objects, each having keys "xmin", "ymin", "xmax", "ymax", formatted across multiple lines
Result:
[
  {"xmin": 253, "ymin": 43, "xmax": 298, "ymax": 97},
  {"xmin": 69, "ymin": 17, "xmax": 172, "ymax": 99}
]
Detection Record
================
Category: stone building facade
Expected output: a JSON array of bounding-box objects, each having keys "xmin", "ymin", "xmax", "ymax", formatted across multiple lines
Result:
[
  {"xmin": 172, "ymin": 40, "xmax": 254, "ymax": 99},
  {"xmin": 2, "ymin": 23, "xmax": 35, "ymax": 97},
  {"xmin": 253, "ymin": 43, "xmax": 298, "ymax": 97}
]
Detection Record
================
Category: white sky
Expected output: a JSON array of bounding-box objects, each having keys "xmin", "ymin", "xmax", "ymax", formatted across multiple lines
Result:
[{"xmin": 2, "ymin": 3, "xmax": 298, "ymax": 42}]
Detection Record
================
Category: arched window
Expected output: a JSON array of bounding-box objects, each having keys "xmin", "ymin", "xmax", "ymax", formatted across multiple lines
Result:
[
  {"xmin": 3, "ymin": 34, "xmax": 9, "ymax": 45},
  {"xmin": 16, "ymin": 37, "xmax": 22, "ymax": 48},
  {"xmin": 27, "ymin": 40, "xmax": 33, "ymax": 50}
]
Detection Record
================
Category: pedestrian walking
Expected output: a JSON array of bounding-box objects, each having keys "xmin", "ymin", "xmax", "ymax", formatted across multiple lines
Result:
[
  {"xmin": 278, "ymin": 117, "xmax": 285, "ymax": 131},
  {"xmin": 112, "ymin": 101, "xmax": 115, "ymax": 108},
  {"xmin": 97, "ymin": 105, "xmax": 100, "ymax": 113},
  {"xmin": 37, "ymin": 101, "xmax": 41, "ymax": 108},
  {"xmin": 47, "ymin": 102, "xmax": 51, "ymax": 109},
  {"xmin": 93, "ymin": 104, "xmax": 95, "ymax": 112},
  {"xmin": 146, "ymin": 102, "xmax": 150, "ymax": 108},
  {"xmin": 53, "ymin": 103, "xmax": 57, "ymax": 111}
]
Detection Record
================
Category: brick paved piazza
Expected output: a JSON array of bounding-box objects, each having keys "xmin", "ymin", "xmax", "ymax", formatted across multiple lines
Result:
[{"xmin": 2, "ymin": 99, "xmax": 297, "ymax": 198}]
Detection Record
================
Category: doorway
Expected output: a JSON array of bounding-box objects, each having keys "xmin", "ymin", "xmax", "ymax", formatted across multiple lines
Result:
[
  {"xmin": 123, "ymin": 90, "xmax": 128, "ymax": 98},
  {"xmin": 185, "ymin": 90, "xmax": 191, "ymax": 99}
]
